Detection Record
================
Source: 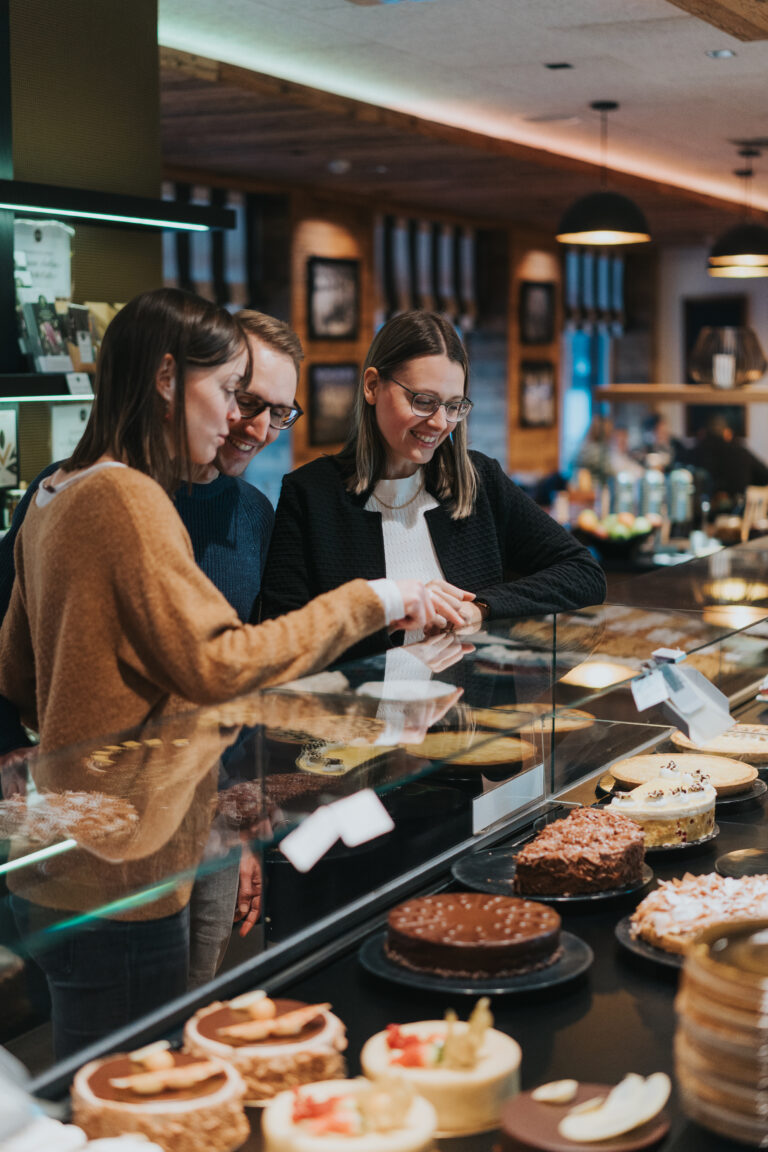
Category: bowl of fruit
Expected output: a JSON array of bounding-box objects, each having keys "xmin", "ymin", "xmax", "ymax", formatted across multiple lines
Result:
[{"xmin": 573, "ymin": 510, "xmax": 660, "ymax": 563}]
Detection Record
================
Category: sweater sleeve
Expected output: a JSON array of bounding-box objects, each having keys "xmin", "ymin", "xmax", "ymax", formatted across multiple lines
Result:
[
  {"xmin": 474, "ymin": 456, "xmax": 607, "ymax": 618},
  {"xmin": 112, "ymin": 480, "xmax": 386, "ymax": 704},
  {"xmin": 260, "ymin": 472, "xmax": 314, "ymax": 618}
]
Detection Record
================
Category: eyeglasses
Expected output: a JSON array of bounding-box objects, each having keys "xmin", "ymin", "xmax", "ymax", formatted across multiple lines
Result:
[
  {"xmin": 387, "ymin": 376, "xmax": 473, "ymax": 423},
  {"xmin": 235, "ymin": 393, "xmax": 303, "ymax": 429}
]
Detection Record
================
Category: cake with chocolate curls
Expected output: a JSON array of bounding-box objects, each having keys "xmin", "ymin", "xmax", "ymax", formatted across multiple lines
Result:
[
  {"xmin": 385, "ymin": 892, "xmax": 561, "ymax": 978},
  {"xmin": 184, "ymin": 991, "xmax": 347, "ymax": 1103},
  {"xmin": 71, "ymin": 1042, "xmax": 247, "ymax": 1152},
  {"xmin": 513, "ymin": 806, "xmax": 645, "ymax": 896}
]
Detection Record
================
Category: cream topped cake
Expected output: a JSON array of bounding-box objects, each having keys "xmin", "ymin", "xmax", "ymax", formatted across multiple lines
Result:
[
  {"xmin": 631, "ymin": 872, "xmax": 768, "ymax": 954},
  {"xmin": 360, "ymin": 999, "xmax": 520, "ymax": 1136},
  {"xmin": 184, "ymin": 991, "xmax": 347, "ymax": 1103},
  {"xmin": 261, "ymin": 1078, "xmax": 436, "ymax": 1152},
  {"xmin": 71, "ymin": 1042, "xmax": 247, "ymax": 1152},
  {"xmin": 608, "ymin": 762, "xmax": 716, "ymax": 847}
]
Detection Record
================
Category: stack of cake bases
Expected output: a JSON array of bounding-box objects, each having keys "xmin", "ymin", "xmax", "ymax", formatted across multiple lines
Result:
[
  {"xmin": 607, "ymin": 761, "xmax": 717, "ymax": 848},
  {"xmin": 513, "ymin": 806, "xmax": 645, "ymax": 896},
  {"xmin": 71, "ymin": 1043, "xmax": 248, "ymax": 1152},
  {"xmin": 183, "ymin": 991, "xmax": 347, "ymax": 1103},
  {"xmin": 360, "ymin": 999, "xmax": 521, "ymax": 1137},
  {"xmin": 385, "ymin": 892, "xmax": 562, "ymax": 978}
]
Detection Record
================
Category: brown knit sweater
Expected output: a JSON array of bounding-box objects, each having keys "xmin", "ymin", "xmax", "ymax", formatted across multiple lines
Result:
[{"xmin": 0, "ymin": 467, "xmax": 385, "ymax": 753}]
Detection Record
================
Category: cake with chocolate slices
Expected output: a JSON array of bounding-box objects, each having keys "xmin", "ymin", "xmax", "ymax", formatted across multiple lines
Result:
[
  {"xmin": 184, "ymin": 991, "xmax": 346, "ymax": 1103},
  {"xmin": 360, "ymin": 999, "xmax": 521, "ymax": 1136},
  {"xmin": 261, "ymin": 1078, "xmax": 437, "ymax": 1152},
  {"xmin": 71, "ymin": 1043, "xmax": 247, "ymax": 1152},
  {"xmin": 608, "ymin": 763, "xmax": 716, "ymax": 847},
  {"xmin": 513, "ymin": 806, "xmax": 645, "ymax": 896},
  {"xmin": 385, "ymin": 893, "xmax": 561, "ymax": 978}
]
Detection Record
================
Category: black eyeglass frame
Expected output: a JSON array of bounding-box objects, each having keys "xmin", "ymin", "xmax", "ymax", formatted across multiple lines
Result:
[
  {"xmin": 385, "ymin": 376, "xmax": 473, "ymax": 422},
  {"xmin": 234, "ymin": 393, "xmax": 304, "ymax": 430}
]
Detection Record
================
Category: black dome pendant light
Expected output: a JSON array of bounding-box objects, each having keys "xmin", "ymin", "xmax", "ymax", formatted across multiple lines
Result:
[
  {"xmin": 708, "ymin": 147, "xmax": 768, "ymax": 278},
  {"xmin": 556, "ymin": 101, "xmax": 651, "ymax": 246}
]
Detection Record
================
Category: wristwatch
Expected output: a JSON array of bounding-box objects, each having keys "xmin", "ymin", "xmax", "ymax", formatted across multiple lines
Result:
[{"xmin": 475, "ymin": 600, "xmax": 491, "ymax": 619}]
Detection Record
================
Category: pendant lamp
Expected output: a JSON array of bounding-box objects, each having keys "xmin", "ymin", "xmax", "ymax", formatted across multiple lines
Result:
[
  {"xmin": 708, "ymin": 148, "xmax": 768, "ymax": 278},
  {"xmin": 556, "ymin": 102, "xmax": 651, "ymax": 246}
]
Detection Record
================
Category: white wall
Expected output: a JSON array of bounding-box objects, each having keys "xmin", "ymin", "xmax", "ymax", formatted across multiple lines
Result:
[{"xmin": 657, "ymin": 246, "xmax": 768, "ymax": 455}]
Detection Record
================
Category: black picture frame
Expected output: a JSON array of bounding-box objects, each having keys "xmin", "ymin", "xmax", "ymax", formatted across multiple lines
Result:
[
  {"xmin": 519, "ymin": 360, "xmax": 556, "ymax": 428},
  {"xmin": 308, "ymin": 362, "xmax": 359, "ymax": 446},
  {"xmin": 307, "ymin": 257, "xmax": 360, "ymax": 341},
  {"xmin": 519, "ymin": 280, "xmax": 555, "ymax": 345}
]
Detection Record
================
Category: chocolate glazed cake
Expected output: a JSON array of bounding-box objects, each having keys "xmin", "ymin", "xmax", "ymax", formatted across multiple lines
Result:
[
  {"xmin": 513, "ymin": 807, "xmax": 645, "ymax": 897},
  {"xmin": 386, "ymin": 893, "xmax": 561, "ymax": 978}
]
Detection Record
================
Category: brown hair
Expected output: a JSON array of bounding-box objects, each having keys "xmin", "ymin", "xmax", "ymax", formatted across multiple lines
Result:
[
  {"xmin": 67, "ymin": 288, "xmax": 246, "ymax": 492},
  {"xmin": 237, "ymin": 310, "xmax": 304, "ymax": 379},
  {"xmin": 341, "ymin": 310, "xmax": 476, "ymax": 518}
]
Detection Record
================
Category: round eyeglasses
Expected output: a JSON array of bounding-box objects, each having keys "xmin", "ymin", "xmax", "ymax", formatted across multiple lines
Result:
[
  {"xmin": 235, "ymin": 393, "xmax": 304, "ymax": 429},
  {"xmin": 387, "ymin": 376, "xmax": 473, "ymax": 422}
]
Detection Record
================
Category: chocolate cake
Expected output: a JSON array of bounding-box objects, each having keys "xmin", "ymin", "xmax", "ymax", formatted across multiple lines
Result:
[
  {"xmin": 513, "ymin": 807, "xmax": 645, "ymax": 896},
  {"xmin": 72, "ymin": 1047, "xmax": 248, "ymax": 1152},
  {"xmin": 385, "ymin": 893, "xmax": 561, "ymax": 978}
]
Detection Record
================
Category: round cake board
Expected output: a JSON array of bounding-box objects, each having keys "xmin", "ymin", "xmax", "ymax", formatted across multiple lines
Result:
[
  {"xmin": 610, "ymin": 752, "xmax": 756, "ymax": 795},
  {"xmin": 716, "ymin": 848, "xmax": 768, "ymax": 878},
  {"xmin": 614, "ymin": 915, "xmax": 684, "ymax": 970},
  {"xmin": 501, "ymin": 1084, "xmax": 670, "ymax": 1152}
]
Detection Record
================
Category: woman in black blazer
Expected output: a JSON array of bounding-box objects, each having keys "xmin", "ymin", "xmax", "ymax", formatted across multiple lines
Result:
[{"xmin": 261, "ymin": 311, "xmax": 606, "ymax": 659}]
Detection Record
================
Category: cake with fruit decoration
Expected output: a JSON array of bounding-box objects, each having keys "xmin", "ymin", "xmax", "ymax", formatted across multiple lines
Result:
[
  {"xmin": 183, "ymin": 991, "xmax": 346, "ymax": 1103},
  {"xmin": 385, "ymin": 892, "xmax": 561, "ymax": 978},
  {"xmin": 513, "ymin": 806, "xmax": 645, "ymax": 896},
  {"xmin": 360, "ymin": 999, "xmax": 520, "ymax": 1136},
  {"xmin": 261, "ymin": 1078, "xmax": 436, "ymax": 1152},
  {"xmin": 71, "ymin": 1042, "xmax": 248, "ymax": 1152}
]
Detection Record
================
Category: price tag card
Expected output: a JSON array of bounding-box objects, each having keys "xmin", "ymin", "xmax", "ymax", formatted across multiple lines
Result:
[
  {"xmin": 279, "ymin": 807, "xmax": 339, "ymax": 873},
  {"xmin": 331, "ymin": 789, "xmax": 395, "ymax": 847},
  {"xmin": 631, "ymin": 669, "xmax": 670, "ymax": 712},
  {"xmin": 66, "ymin": 372, "xmax": 94, "ymax": 397}
]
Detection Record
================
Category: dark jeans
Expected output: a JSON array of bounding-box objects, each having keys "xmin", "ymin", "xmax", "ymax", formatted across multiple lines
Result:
[{"xmin": 11, "ymin": 896, "xmax": 190, "ymax": 1061}]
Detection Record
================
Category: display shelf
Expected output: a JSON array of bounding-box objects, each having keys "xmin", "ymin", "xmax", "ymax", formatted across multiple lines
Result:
[
  {"xmin": 0, "ymin": 373, "xmax": 89, "ymax": 401},
  {"xmin": 596, "ymin": 383, "xmax": 768, "ymax": 403}
]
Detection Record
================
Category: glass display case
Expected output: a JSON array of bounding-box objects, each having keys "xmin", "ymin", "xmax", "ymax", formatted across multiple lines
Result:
[{"xmin": 3, "ymin": 565, "xmax": 768, "ymax": 1152}]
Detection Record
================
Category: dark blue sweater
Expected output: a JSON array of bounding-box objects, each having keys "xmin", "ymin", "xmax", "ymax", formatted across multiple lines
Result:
[{"xmin": 0, "ymin": 465, "xmax": 273, "ymax": 753}]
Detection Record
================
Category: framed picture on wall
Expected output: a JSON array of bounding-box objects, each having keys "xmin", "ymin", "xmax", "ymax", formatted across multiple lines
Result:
[
  {"xmin": 519, "ymin": 280, "xmax": 555, "ymax": 345},
  {"xmin": 307, "ymin": 257, "xmax": 360, "ymax": 340},
  {"xmin": 519, "ymin": 360, "xmax": 556, "ymax": 428},
  {"xmin": 308, "ymin": 362, "xmax": 359, "ymax": 446}
]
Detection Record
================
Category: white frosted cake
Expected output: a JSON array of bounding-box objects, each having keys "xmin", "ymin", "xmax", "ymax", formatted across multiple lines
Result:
[
  {"xmin": 261, "ymin": 1078, "xmax": 437, "ymax": 1152},
  {"xmin": 608, "ymin": 763, "xmax": 716, "ymax": 847},
  {"xmin": 71, "ymin": 1044, "xmax": 247, "ymax": 1152},
  {"xmin": 184, "ymin": 991, "xmax": 346, "ymax": 1103},
  {"xmin": 360, "ymin": 1000, "xmax": 520, "ymax": 1136}
]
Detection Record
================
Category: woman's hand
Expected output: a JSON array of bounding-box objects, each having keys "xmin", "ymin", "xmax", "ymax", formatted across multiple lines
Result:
[
  {"xmin": 390, "ymin": 580, "xmax": 464, "ymax": 633},
  {"xmin": 406, "ymin": 632, "xmax": 475, "ymax": 673}
]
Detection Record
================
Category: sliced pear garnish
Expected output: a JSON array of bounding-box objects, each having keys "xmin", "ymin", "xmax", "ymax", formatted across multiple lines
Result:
[
  {"xmin": 567, "ymin": 1095, "xmax": 605, "ymax": 1114},
  {"xmin": 532, "ymin": 1080, "xmax": 579, "ymax": 1104},
  {"xmin": 128, "ymin": 1040, "xmax": 174, "ymax": 1070},
  {"xmin": 558, "ymin": 1073, "xmax": 670, "ymax": 1142}
]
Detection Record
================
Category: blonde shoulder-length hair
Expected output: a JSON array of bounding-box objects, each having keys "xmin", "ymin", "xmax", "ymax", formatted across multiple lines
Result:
[{"xmin": 340, "ymin": 310, "xmax": 477, "ymax": 519}]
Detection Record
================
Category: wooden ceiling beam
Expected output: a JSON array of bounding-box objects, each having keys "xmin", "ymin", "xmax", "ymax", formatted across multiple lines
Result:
[{"xmin": 663, "ymin": 0, "xmax": 768, "ymax": 41}]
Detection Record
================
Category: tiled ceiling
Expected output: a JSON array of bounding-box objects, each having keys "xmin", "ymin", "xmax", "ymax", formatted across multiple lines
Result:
[{"xmin": 158, "ymin": 0, "xmax": 768, "ymax": 241}]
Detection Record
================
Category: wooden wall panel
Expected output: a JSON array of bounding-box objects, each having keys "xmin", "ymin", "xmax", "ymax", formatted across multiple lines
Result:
[
  {"xmin": 291, "ymin": 193, "xmax": 374, "ymax": 468},
  {"xmin": 507, "ymin": 234, "xmax": 562, "ymax": 478}
]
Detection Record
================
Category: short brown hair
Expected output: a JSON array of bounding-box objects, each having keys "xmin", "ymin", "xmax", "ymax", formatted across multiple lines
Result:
[
  {"xmin": 237, "ymin": 310, "xmax": 304, "ymax": 379},
  {"xmin": 68, "ymin": 288, "xmax": 246, "ymax": 492},
  {"xmin": 341, "ymin": 310, "xmax": 477, "ymax": 519}
]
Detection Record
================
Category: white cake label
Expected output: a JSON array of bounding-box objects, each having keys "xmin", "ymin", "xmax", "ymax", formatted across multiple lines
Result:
[
  {"xmin": 631, "ymin": 669, "xmax": 669, "ymax": 712},
  {"xmin": 279, "ymin": 789, "xmax": 394, "ymax": 871}
]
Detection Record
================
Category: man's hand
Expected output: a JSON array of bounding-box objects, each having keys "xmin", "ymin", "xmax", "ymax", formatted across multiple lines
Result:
[
  {"xmin": 390, "ymin": 580, "xmax": 464, "ymax": 633},
  {"xmin": 234, "ymin": 843, "xmax": 262, "ymax": 938},
  {"xmin": 0, "ymin": 746, "xmax": 35, "ymax": 799}
]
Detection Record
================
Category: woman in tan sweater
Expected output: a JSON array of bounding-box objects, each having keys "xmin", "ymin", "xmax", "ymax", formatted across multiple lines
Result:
[
  {"xmin": 0, "ymin": 288, "xmax": 460, "ymax": 1060},
  {"xmin": 0, "ymin": 288, "xmax": 457, "ymax": 754}
]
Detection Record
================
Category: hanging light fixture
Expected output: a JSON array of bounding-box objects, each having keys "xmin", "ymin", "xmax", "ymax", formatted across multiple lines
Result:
[
  {"xmin": 556, "ymin": 101, "xmax": 651, "ymax": 246},
  {"xmin": 708, "ymin": 147, "xmax": 768, "ymax": 278}
]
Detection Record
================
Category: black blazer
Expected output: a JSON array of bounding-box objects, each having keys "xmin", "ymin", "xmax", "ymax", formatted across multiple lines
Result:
[{"xmin": 261, "ymin": 451, "xmax": 606, "ymax": 660}]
